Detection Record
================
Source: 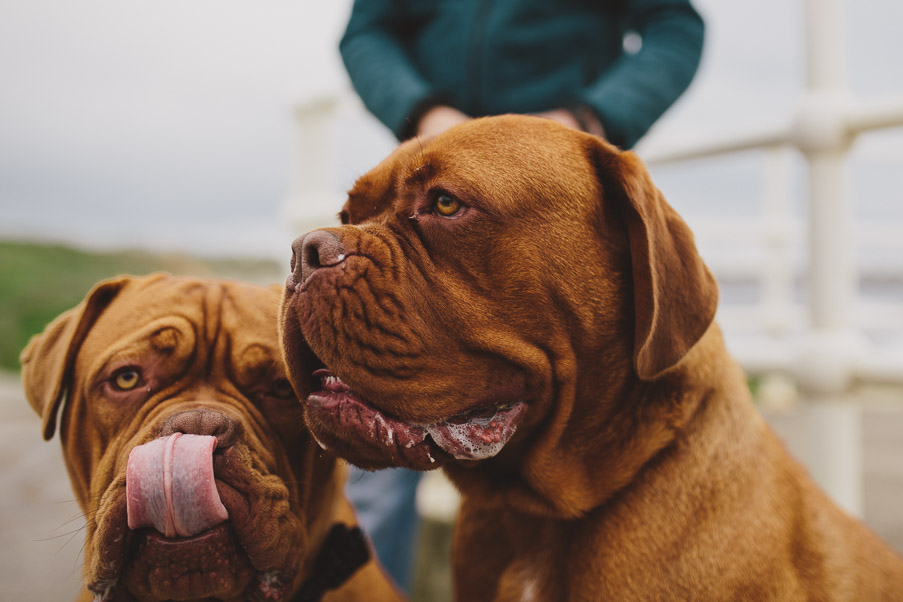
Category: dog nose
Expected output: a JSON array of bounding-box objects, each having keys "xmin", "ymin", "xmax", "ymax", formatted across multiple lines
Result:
[
  {"xmin": 291, "ymin": 230, "xmax": 347, "ymax": 285},
  {"xmin": 160, "ymin": 410, "xmax": 242, "ymax": 448}
]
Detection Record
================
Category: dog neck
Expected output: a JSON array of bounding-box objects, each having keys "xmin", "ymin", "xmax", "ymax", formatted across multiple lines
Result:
[{"xmin": 445, "ymin": 325, "xmax": 739, "ymax": 519}]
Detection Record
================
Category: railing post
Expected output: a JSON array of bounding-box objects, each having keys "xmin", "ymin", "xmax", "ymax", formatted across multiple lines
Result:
[
  {"xmin": 761, "ymin": 146, "xmax": 792, "ymax": 336},
  {"xmin": 793, "ymin": 0, "xmax": 863, "ymax": 517},
  {"xmin": 283, "ymin": 96, "xmax": 344, "ymax": 236}
]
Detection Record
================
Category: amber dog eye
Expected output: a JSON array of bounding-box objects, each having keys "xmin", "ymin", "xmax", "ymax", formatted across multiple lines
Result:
[
  {"xmin": 113, "ymin": 368, "xmax": 141, "ymax": 391},
  {"xmin": 269, "ymin": 378, "xmax": 295, "ymax": 399},
  {"xmin": 434, "ymin": 193, "xmax": 462, "ymax": 217}
]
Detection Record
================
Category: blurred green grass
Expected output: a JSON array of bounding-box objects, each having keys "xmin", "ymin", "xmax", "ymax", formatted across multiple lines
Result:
[{"xmin": 0, "ymin": 240, "xmax": 284, "ymax": 372}]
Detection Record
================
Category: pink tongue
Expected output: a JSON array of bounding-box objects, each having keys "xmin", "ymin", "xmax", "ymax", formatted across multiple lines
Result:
[{"xmin": 126, "ymin": 433, "xmax": 229, "ymax": 538}]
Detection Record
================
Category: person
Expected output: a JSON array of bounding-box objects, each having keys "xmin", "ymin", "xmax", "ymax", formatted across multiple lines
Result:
[
  {"xmin": 340, "ymin": 0, "xmax": 705, "ymax": 147},
  {"xmin": 338, "ymin": 0, "xmax": 705, "ymax": 591},
  {"xmin": 344, "ymin": 467, "xmax": 422, "ymax": 594}
]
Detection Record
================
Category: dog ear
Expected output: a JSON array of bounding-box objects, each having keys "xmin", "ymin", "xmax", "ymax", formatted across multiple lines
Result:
[
  {"xmin": 593, "ymin": 141, "xmax": 718, "ymax": 380},
  {"xmin": 20, "ymin": 277, "xmax": 131, "ymax": 440}
]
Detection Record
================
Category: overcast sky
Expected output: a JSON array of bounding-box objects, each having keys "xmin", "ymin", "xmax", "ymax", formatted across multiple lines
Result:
[{"xmin": 0, "ymin": 0, "xmax": 901, "ymax": 260}]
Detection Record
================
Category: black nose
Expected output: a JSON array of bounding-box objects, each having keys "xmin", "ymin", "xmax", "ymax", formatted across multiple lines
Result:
[
  {"xmin": 291, "ymin": 230, "xmax": 347, "ymax": 285},
  {"xmin": 160, "ymin": 409, "xmax": 242, "ymax": 448}
]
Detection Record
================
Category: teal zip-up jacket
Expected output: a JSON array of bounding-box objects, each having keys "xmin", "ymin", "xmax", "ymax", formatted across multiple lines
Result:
[{"xmin": 340, "ymin": 0, "xmax": 704, "ymax": 149}]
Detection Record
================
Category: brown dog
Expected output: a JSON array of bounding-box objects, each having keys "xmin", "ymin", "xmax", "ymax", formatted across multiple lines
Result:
[
  {"xmin": 21, "ymin": 274, "xmax": 402, "ymax": 602},
  {"xmin": 280, "ymin": 115, "xmax": 903, "ymax": 600}
]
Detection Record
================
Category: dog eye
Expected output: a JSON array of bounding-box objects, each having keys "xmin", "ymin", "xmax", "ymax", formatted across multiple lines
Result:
[
  {"xmin": 112, "ymin": 368, "xmax": 142, "ymax": 391},
  {"xmin": 434, "ymin": 193, "xmax": 463, "ymax": 217},
  {"xmin": 269, "ymin": 378, "xmax": 295, "ymax": 399}
]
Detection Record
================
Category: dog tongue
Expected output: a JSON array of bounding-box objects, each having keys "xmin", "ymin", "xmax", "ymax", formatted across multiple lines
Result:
[{"xmin": 126, "ymin": 433, "xmax": 228, "ymax": 538}]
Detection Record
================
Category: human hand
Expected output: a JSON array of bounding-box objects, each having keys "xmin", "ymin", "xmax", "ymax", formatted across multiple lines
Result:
[
  {"xmin": 533, "ymin": 109, "xmax": 582, "ymax": 130},
  {"xmin": 416, "ymin": 105, "xmax": 470, "ymax": 138},
  {"xmin": 534, "ymin": 107, "xmax": 605, "ymax": 138}
]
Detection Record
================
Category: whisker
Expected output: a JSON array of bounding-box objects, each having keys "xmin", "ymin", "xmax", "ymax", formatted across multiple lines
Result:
[
  {"xmin": 53, "ymin": 511, "xmax": 90, "ymax": 531},
  {"xmin": 72, "ymin": 538, "xmax": 88, "ymax": 576},
  {"xmin": 34, "ymin": 524, "xmax": 86, "ymax": 543},
  {"xmin": 56, "ymin": 524, "xmax": 87, "ymax": 556}
]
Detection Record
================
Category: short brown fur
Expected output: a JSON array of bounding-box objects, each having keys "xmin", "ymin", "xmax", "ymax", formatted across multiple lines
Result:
[{"xmin": 281, "ymin": 115, "xmax": 903, "ymax": 600}]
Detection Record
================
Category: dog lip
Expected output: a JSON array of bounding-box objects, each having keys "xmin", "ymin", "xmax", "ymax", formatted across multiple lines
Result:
[
  {"xmin": 309, "ymin": 369, "xmax": 528, "ymax": 462},
  {"xmin": 140, "ymin": 522, "xmax": 228, "ymax": 544},
  {"xmin": 306, "ymin": 388, "xmax": 441, "ymax": 469},
  {"xmin": 422, "ymin": 403, "xmax": 528, "ymax": 460}
]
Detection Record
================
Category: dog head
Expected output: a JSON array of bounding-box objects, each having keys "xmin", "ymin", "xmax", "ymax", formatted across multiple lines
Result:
[
  {"xmin": 280, "ymin": 115, "xmax": 718, "ymax": 516},
  {"xmin": 22, "ymin": 274, "xmax": 337, "ymax": 601}
]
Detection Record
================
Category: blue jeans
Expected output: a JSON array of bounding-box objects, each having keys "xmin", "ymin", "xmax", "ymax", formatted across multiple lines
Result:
[{"xmin": 346, "ymin": 466, "xmax": 423, "ymax": 593}]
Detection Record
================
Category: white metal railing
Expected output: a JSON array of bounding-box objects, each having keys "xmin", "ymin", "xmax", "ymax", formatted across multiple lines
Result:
[{"xmin": 639, "ymin": 0, "xmax": 903, "ymax": 515}]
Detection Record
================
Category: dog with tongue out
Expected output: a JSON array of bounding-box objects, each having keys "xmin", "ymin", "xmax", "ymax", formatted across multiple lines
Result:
[{"xmin": 21, "ymin": 274, "xmax": 402, "ymax": 602}]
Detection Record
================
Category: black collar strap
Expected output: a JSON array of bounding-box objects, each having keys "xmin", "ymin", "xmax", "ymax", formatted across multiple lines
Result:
[{"xmin": 291, "ymin": 523, "xmax": 371, "ymax": 602}]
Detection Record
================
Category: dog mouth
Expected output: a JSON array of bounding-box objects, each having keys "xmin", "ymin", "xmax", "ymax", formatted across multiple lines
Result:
[
  {"xmin": 119, "ymin": 523, "xmax": 258, "ymax": 600},
  {"xmin": 120, "ymin": 434, "xmax": 255, "ymax": 599},
  {"xmin": 306, "ymin": 368, "xmax": 528, "ymax": 470},
  {"xmin": 92, "ymin": 434, "xmax": 297, "ymax": 601}
]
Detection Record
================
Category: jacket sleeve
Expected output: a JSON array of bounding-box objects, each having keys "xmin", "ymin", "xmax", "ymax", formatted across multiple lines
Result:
[
  {"xmin": 578, "ymin": 0, "xmax": 705, "ymax": 149},
  {"xmin": 339, "ymin": 0, "xmax": 446, "ymax": 140}
]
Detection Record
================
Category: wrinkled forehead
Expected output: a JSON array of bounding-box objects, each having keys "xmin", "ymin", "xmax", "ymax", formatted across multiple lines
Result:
[
  {"xmin": 76, "ymin": 279, "xmax": 282, "ymax": 372},
  {"xmin": 84, "ymin": 279, "xmax": 208, "ymax": 340},
  {"xmin": 345, "ymin": 116, "xmax": 598, "ymax": 221}
]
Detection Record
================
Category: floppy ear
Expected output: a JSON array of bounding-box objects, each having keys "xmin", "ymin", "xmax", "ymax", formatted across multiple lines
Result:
[
  {"xmin": 20, "ymin": 276, "xmax": 131, "ymax": 440},
  {"xmin": 593, "ymin": 141, "xmax": 718, "ymax": 380}
]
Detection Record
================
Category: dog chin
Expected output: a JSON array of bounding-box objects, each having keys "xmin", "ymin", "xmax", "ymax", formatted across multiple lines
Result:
[
  {"xmin": 90, "ymin": 515, "xmax": 298, "ymax": 602},
  {"xmin": 92, "ymin": 525, "xmax": 299, "ymax": 602},
  {"xmin": 304, "ymin": 369, "xmax": 528, "ymax": 471},
  {"xmin": 119, "ymin": 523, "xmax": 255, "ymax": 600}
]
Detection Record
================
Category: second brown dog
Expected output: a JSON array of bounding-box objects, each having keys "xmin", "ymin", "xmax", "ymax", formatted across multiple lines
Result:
[{"xmin": 22, "ymin": 274, "xmax": 402, "ymax": 602}]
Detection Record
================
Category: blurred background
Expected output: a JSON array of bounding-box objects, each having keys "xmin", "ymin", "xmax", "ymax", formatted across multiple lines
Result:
[{"xmin": 1, "ymin": 0, "xmax": 901, "ymax": 600}]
